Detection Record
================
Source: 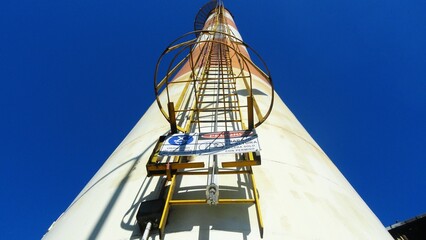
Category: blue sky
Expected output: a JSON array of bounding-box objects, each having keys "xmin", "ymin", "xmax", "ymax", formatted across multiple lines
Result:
[{"xmin": 1, "ymin": 0, "xmax": 425, "ymax": 238}]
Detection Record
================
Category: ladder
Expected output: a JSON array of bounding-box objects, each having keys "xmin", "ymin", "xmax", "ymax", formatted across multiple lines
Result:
[{"xmin": 141, "ymin": 4, "xmax": 274, "ymax": 239}]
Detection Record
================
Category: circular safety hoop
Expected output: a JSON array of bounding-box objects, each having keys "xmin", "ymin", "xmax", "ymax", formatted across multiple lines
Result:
[{"xmin": 154, "ymin": 30, "xmax": 274, "ymax": 133}]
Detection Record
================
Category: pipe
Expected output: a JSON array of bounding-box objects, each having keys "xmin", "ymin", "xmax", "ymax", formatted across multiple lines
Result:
[{"xmin": 141, "ymin": 222, "xmax": 152, "ymax": 240}]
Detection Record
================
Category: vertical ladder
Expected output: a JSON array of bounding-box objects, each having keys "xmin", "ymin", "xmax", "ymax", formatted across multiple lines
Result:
[
  {"xmin": 145, "ymin": 4, "xmax": 274, "ymax": 239},
  {"xmin": 155, "ymin": 36, "xmax": 264, "ymax": 239}
]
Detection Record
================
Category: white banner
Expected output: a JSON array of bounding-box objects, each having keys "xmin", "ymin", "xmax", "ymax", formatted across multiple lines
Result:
[{"xmin": 159, "ymin": 130, "xmax": 260, "ymax": 156}]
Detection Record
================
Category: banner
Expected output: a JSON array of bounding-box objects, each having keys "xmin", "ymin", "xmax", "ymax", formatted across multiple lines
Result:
[{"xmin": 159, "ymin": 130, "xmax": 260, "ymax": 156}]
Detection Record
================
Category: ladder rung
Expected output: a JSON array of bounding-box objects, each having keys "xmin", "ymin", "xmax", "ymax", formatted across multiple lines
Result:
[
  {"xmin": 198, "ymin": 100, "xmax": 239, "ymax": 103},
  {"xmin": 202, "ymin": 77, "xmax": 238, "ymax": 80},
  {"xmin": 202, "ymin": 82, "xmax": 236, "ymax": 85},
  {"xmin": 209, "ymin": 63, "xmax": 231, "ymax": 65},
  {"xmin": 191, "ymin": 120, "xmax": 242, "ymax": 123},
  {"xmin": 209, "ymin": 60, "xmax": 231, "ymax": 62},
  {"xmin": 197, "ymin": 93, "xmax": 237, "ymax": 96},
  {"xmin": 196, "ymin": 108, "xmax": 240, "ymax": 112},
  {"xmin": 199, "ymin": 87, "xmax": 236, "ymax": 91},
  {"xmin": 176, "ymin": 107, "xmax": 242, "ymax": 112}
]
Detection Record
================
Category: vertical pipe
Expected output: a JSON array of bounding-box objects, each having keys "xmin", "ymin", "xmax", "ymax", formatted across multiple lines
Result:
[
  {"xmin": 247, "ymin": 96, "xmax": 254, "ymax": 130},
  {"xmin": 168, "ymin": 102, "xmax": 178, "ymax": 133},
  {"xmin": 141, "ymin": 222, "xmax": 152, "ymax": 240}
]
